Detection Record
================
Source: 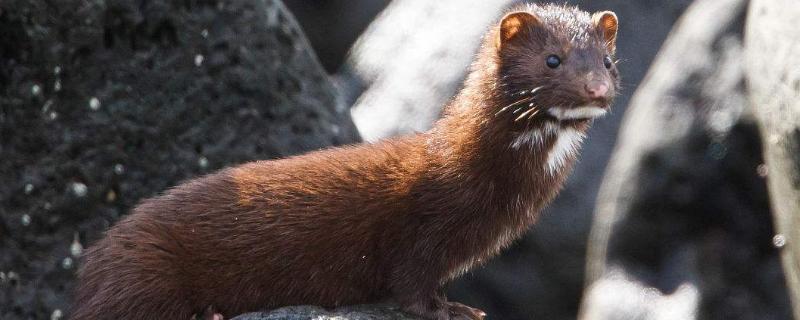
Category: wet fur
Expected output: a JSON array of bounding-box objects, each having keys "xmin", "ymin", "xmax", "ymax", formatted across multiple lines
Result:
[{"xmin": 72, "ymin": 3, "xmax": 618, "ymax": 320}]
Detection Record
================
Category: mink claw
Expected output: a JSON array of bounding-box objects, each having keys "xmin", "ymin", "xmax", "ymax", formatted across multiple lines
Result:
[
  {"xmin": 447, "ymin": 302, "xmax": 486, "ymax": 320},
  {"xmin": 192, "ymin": 305, "xmax": 224, "ymax": 320}
]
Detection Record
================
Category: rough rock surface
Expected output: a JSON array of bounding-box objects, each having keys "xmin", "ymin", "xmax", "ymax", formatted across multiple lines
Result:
[
  {"xmin": 232, "ymin": 305, "xmax": 418, "ymax": 320},
  {"xmin": 338, "ymin": 1, "xmax": 691, "ymax": 319},
  {"xmin": 0, "ymin": 0, "xmax": 358, "ymax": 318},
  {"xmin": 582, "ymin": 0, "xmax": 792, "ymax": 319}
]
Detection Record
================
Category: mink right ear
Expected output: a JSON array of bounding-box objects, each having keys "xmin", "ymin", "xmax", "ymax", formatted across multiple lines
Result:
[
  {"xmin": 592, "ymin": 11, "xmax": 618, "ymax": 53},
  {"xmin": 496, "ymin": 11, "xmax": 542, "ymax": 49}
]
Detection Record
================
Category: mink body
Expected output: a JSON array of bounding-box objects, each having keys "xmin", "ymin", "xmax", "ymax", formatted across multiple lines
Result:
[{"xmin": 72, "ymin": 4, "xmax": 619, "ymax": 320}]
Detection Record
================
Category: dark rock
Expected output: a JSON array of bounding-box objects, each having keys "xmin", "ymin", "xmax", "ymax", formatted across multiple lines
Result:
[
  {"xmin": 232, "ymin": 305, "xmax": 418, "ymax": 320},
  {"xmin": 0, "ymin": 0, "xmax": 358, "ymax": 318},
  {"xmin": 582, "ymin": 0, "xmax": 792, "ymax": 319}
]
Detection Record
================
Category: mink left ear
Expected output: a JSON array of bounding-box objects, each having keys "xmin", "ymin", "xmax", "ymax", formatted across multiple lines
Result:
[
  {"xmin": 592, "ymin": 11, "xmax": 618, "ymax": 54},
  {"xmin": 496, "ymin": 11, "xmax": 542, "ymax": 50}
]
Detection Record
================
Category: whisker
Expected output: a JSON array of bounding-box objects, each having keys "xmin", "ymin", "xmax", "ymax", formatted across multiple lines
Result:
[
  {"xmin": 514, "ymin": 102, "xmax": 538, "ymax": 115},
  {"xmin": 495, "ymin": 97, "xmax": 533, "ymax": 116},
  {"xmin": 515, "ymin": 107, "xmax": 539, "ymax": 122},
  {"xmin": 527, "ymin": 108, "xmax": 540, "ymax": 121},
  {"xmin": 528, "ymin": 86, "xmax": 545, "ymax": 96},
  {"xmin": 497, "ymin": 85, "xmax": 548, "ymax": 118}
]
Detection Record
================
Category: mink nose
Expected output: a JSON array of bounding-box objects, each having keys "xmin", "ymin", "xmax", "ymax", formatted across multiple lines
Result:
[{"xmin": 584, "ymin": 81, "xmax": 609, "ymax": 100}]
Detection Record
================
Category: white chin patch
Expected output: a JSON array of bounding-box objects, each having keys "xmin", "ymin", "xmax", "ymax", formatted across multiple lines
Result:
[{"xmin": 547, "ymin": 106, "xmax": 607, "ymax": 120}]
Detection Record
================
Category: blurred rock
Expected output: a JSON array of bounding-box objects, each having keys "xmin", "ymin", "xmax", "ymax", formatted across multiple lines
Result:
[
  {"xmin": 580, "ymin": 268, "xmax": 700, "ymax": 320},
  {"xmin": 232, "ymin": 305, "xmax": 418, "ymax": 320},
  {"xmin": 282, "ymin": 0, "xmax": 391, "ymax": 73},
  {"xmin": 338, "ymin": 1, "xmax": 691, "ymax": 319},
  {"xmin": 340, "ymin": 0, "xmax": 515, "ymax": 141},
  {"xmin": 0, "ymin": 0, "xmax": 358, "ymax": 318},
  {"xmin": 745, "ymin": 1, "xmax": 800, "ymax": 318},
  {"xmin": 583, "ymin": 0, "xmax": 792, "ymax": 319}
]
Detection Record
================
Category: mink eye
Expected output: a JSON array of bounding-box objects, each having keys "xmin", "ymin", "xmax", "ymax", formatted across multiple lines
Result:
[
  {"xmin": 603, "ymin": 55, "xmax": 613, "ymax": 69},
  {"xmin": 545, "ymin": 55, "xmax": 561, "ymax": 69}
]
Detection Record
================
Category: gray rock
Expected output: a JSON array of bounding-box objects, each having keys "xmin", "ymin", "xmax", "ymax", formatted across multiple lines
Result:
[
  {"xmin": 232, "ymin": 305, "xmax": 418, "ymax": 320},
  {"xmin": 745, "ymin": 1, "xmax": 800, "ymax": 318},
  {"xmin": 582, "ymin": 0, "xmax": 792, "ymax": 319},
  {"xmin": 341, "ymin": 0, "xmax": 515, "ymax": 141},
  {"xmin": 0, "ymin": 0, "xmax": 358, "ymax": 319}
]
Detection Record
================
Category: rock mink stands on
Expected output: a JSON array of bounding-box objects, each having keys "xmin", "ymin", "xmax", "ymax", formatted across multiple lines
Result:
[{"xmin": 71, "ymin": 4, "xmax": 619, "ymax": 320}]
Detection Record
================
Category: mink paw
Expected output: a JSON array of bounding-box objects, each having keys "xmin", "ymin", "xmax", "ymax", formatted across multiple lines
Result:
[
  {"xmin": 191, "ymin": 313, "xmax": 223, "ymax": 320},
  {"xmin": 447, "ymin": 302, "xmax": 486, "ymax": 320}
]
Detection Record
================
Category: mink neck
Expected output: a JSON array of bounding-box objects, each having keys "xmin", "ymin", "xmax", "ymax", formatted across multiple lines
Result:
[{"xmin": 426, "ymin": 50, "xmax": 590, "ymax": 202}]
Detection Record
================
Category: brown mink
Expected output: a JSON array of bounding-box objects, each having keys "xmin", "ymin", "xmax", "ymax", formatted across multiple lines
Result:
[{"xmin": 72, "ymin": 4, "xmax": 619, "ymax": 320}]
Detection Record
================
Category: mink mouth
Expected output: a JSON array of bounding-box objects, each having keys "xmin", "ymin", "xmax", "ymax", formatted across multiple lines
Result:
[{"xmin": 545, "ymin": 105, "xmax": 608, "ymax": 121}]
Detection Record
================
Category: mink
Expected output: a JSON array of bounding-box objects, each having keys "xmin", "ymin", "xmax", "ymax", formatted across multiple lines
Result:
[{"xmin": 71, "ymin": 4, "xmax": 619, "ymax": 320}]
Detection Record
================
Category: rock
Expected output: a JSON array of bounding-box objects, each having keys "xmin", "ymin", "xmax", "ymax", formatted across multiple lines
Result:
[
  {"xmin": 340, "ymin": 0, "xmax": 515, "ymax": 141},
  {"xmin": 745, "ymin": 1, "xmax": 800, "ymax": 318},
  {"xmin": 232, "ymin": 305, "xmax": 418, "ymax": 320},
  {"xmin": 0, "ymin": 0, "xmax": 358, "ymax": 318},
  {"xmin": 582, "ymin": 0, "xmax": 792, "ymax": 319},
  {"xmin": 580, "ymin": 268, "xmax": 700, "ymax": 320},
  {"xmin": 282, "ymin": 0, "xmax": 391, "ymax": 72}
]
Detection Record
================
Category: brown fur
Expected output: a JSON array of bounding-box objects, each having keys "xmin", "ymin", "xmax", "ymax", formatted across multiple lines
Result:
[{"xmin": 71, "ymin": 4, "xmax": 619, "ymax": 320}]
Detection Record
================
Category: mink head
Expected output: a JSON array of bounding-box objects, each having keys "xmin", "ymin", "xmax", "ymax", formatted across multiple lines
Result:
[{"xmin": 492, "ymin": 4, "xmax": 619, "ymax": 125}]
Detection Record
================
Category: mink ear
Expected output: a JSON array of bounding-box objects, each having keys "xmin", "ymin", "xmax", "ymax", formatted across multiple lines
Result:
[
  {"xmin": 592, "ymin": 11, "xmax": 618, "ymax": 53},
  {"xmin": 496, "ymin": 11, "xmax": 542, "ymax": 49}
]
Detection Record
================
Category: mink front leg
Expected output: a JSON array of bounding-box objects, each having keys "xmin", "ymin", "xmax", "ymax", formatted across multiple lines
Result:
[
  {"xmin": 397, "ymin": 290, "xmax": 449, "ymax": 320},
  {"xmin": 394, "ymin": 286, "xmax": 485, "ymax": 320},
  {"xmin": 389, "ymin": 265, "xmax": 485, "ymax": 320}
]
